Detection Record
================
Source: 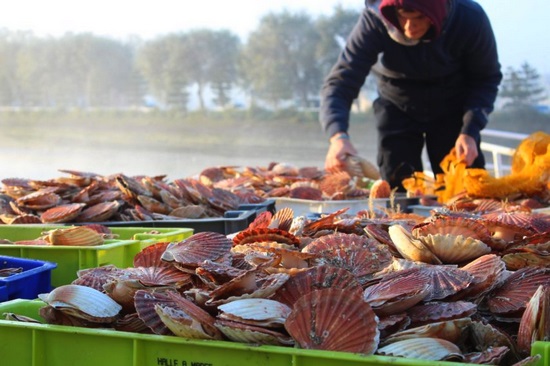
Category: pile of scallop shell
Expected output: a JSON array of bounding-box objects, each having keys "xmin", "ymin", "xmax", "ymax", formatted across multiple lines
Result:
[
  {"xmin": 0, "ymin": 164, "xmax": 392, "ymax": 225},
  {"xmin": 8, "ymin": 199, "xmax": 549, "ymax": 366},
  {"xmin": 1, "ymin": 159, "xmax": 548, "ymax": 226}
]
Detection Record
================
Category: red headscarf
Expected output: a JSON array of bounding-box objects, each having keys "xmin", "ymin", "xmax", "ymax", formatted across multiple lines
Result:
[{"xmin": 379, "ymin": 0, "xmax": 448, "ymax": 39}]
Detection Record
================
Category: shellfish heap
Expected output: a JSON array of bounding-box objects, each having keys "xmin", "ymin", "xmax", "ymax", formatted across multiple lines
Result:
[
  {"xmin": 10, "ymin": 205, "xmax": 549, "ymax": 366},
  {"xmin": 0, "ymin": 162, "xmax": 390, "ymax": 225}
]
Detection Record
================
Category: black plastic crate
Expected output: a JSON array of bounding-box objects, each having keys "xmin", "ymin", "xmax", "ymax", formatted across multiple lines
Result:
[{"xmin": 97, "ymin": 209, "xmax": 257, "ymax": 235}]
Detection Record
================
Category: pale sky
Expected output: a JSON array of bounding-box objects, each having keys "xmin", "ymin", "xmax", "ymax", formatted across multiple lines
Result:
[{"xmin": 1, "ymin": 1, "xmax": 549, "ymax": 75}]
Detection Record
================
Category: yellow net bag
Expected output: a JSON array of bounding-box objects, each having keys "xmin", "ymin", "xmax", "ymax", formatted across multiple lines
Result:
[{"xmin": 402, "ymin": 131, "xmax": 550, "ymax": 203}]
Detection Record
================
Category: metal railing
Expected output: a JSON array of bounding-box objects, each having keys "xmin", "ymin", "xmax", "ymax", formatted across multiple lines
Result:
[
  {"xmin": 422, "ymin": 129, "xmax": 529, "ymax": 178},
  {"xmin": 480, "ymin": 129, "xmax": 528, "ymax": 178}
]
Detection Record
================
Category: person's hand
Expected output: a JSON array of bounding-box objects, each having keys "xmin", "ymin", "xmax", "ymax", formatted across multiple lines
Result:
[
  {"xmin": 454, "ymin": 133, "xmax": 478, "ymax": 166},
  {"xmin": 324, "ymin": 133, "xmax": 358, "ymax": 173}
]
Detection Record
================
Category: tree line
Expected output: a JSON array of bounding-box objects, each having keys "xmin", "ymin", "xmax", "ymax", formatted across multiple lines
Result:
[{"xmin": 0, "ymin": 7, "xmax": 546, "ymax": 112}]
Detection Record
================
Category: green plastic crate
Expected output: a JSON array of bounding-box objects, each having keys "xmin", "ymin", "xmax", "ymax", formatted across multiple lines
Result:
[
  {"xmin": 96, "ymin": 226, "xmax": 194, "ymax": 249},
  {"xmin": 0, "ymin": 299, "xmax": 470, "ymax": 366},
  {"xmin": 0, "ymin": 225, "xmax": 192, "ymax": 287},
  {"xmin": 531, "ymin": 342, "xmax": 549, "ymax": 366}
]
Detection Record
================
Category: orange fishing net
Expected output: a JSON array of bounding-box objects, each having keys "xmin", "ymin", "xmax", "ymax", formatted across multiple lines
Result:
[{"xmin": 402, "ymin": 131, "xmax": 550, "ymax": 203}]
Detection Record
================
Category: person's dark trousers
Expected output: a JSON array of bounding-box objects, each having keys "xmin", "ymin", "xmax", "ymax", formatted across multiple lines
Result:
[{"xmin": 372, "ymin": 97, "xmax": 485, "ymax": 191}]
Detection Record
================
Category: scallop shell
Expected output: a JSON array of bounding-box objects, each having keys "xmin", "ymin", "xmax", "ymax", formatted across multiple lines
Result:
[
  {"xmin": 284, "ymin": 288, "xmax": 380, "ymax": 354},
  {"xmin": 38, "ymin": 284, "xmax": 122, "ymax": 322},
  {"xmin": 488, "ymin": 267, "xmax": 550, "ymax": 316},
  {"xmin": 344, "ymin": 155, "xmax": 380, "ymax": 180},
  {"xmin": 270, "ymin": 207, "xmax": 294, "ymax": 231},
  {"xmin": 482, "ymin": 211, "xmax": 538, "ymax": 242},
  {"xmin": 378, "ymin": 313, "xmax": 411, "ymax": 339},
  {"xmin": 302, "ymin": 231, "xmax": 381, "ymax": 252},
  {"xmin": 215, "ymin": 318, "xmax": 295, "ymax": 345},
  {"xmin": 303, "ymin": 233, "xmax": 393, "ymax": 285},
  {"xmin": 318, "ymin": 171, "xmax": 354, "ymax": 198},
  {"xmin": 195, "ymin": 259, "xmax": 247, "ymax": 288},
  {"xmin": 468, "ymin": 320, "xmax": 519, "ymax": 359},
  {"xmin": 133, "ymin": 242, "xmax": 171, "ymax": 268},
  {"xmin": 127, "ymin": 266, "xmax": 192, "ymax": 288},
  {"xmin": 271, "ymin": 265, "xmax": 362, "ymax": 307},
  {"xmin": 72, "ymin": 265, "xmax": 127, "ymax": 292},
  {"xmin": 407, "ymin": 301, "xmax": 477, "ymax": 328},
  {"xmin": 417, "ymin": 264, "xmax": 474, "ymax": 302},
  {"xmin": 103, "ymin": 267, "xmax": 191, "ymax": 313},
  {"xmin": 420, "ymin": 234, "xmax": 491, "ymax": 264},
  {"xmin": 169, "ymin": 205, "xmax": 207, "ymax": 219},
  {"xmin": 377, "ymin": 337, "xmax": 464, "ymax": 362},
  {"xmin": 232, "ymin": 227, "xmax": 300, "ymax": 247},
  {"xmin": 502, "ymin": 250, "xmax": 550, "ymax": 271},
  {"xmin": 134, "ymin": 289, "xmax": 176, "ymax": 335},
  {"xmin": 450, "ymin": 254, "xmax": 506, "ymax": 301},
  {"xmin": 517, "ymin": 285, "xmax": 550, "ymax": 357},
  {"xmin": 13, "ymin": 239, "xmax": 49, "ymax": 246},
  {"xmin": 218, "ymin": 298, "xmax": 291, "ymax": 328},
  {"xmin": 289, "ymin": 186, "xmax": 323, "ymax": 200},
  {"xmin": 113, "ymin": 312, "xmax": 153, "ymax": 334},
  {"xmin": 161, "ymin": 232, "xmax": 233, "ymax": 271},
  {"xmin": 16, "ymin": 187, "xmax": 61, "ymax": 210},
  {"xmin": 155, "ymin": 291, "xmax": 222, "ymax": 340},
  {"xmin": 2, "ymin": 213, "xmax": 43, "ymax": 224},
  {"xmin": 207, "ymin": 272, "xmax": 290, "ymax": 306},
  {"xmin": 39, "ymin": 305, "xmax": 99, "ymax": 327},
  {"xmin": 463, "ymin": 346, "xmax": 510, "ymax": 365},
  {"xmin": 75, "ymin": 201, "xmax": 121, "ymax": 222},
  {"xmin": 363, "ymin": 268, "xmax": 431, "ymax": 317},
  {"xmin": 41, "ymin": 203, "xmax": 86, "ymax": 223},
  {"xmin": 388, "ymin": 224, "xmax": 442, "ymax": 264},
  {"xmin": 47, "ymin": 226, "xmax": 105, "ymax": 246},
  {"xmin": 413, "ymin": 217, "xmax": 492, "ymax": 241},
  {"xmin": 381, "ymin": 318, "xmax": 472, "ymax": 347},
  {"xmin": 369, "ymin": 179, "xmax": 391, "ymax": 199},
  {"xmin": 247, "ymin": 211, "xmax": 273, "ymax": 230}
]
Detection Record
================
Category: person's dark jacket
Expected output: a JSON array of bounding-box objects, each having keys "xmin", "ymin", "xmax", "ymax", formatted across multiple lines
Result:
[{"xmin": 319, "ymin": 0, "xmax": 503, "ymax": 140}]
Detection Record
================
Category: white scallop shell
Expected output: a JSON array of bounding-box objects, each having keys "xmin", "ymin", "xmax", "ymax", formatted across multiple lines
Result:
[
  {"xmin": 388, "ymin": 224, "xmax": 442, "ymax": 264},
  {"xmin": 38, "ymin": 284, "xmax": 122, "ymax": 320},
  {"xmin": 377, "ymin": 337, "xmax": 464, "ymax": 362},
  {"xmin": 218, "ymin": 298, "xmax": 291, "ymax": 327},
  {"xmin": 420, "ymin": 234, "xmax": 491, "ymax": 264}
]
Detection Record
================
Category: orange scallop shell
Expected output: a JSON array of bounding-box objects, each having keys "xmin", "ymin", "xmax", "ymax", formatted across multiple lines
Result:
[
  {"xmin": 449, "ymin": 254, "xmax": 506, "ymax": 302},
  {"xmin": 413, "ymin": 217, "xmax": 492, "ymax": 242},
  {"xmin": 517, "ymin": 285, "xmax": 550, "ymax": 357},
  {"xmin": 363, "ymin": 268, "xmax": 431, "ymax": 317},
  {"xmin": 5, "ymin": 214, "xmax": 43, "ymax": 224},
  {"xmin": 289, "ymin": 186, "xmax": 323, "ymax": 200},
  {"xmin": 16, "ymin": 187, "xmax": 61, "ymax": 210},
  {"xmin": 487, "ymin": 267, "xmax": 550, "ymax": 316},
  {"xmin": 271, "ymin": 265, "xmax": 363, "ymax": 307},
  {"xmin": 407, "ymin": 301, "xmax": 477, "ymax": 328},
  {"xmin": 233, "ymin": 227, "xmax": 300, "ymax": 247},
  {"xmin": 369, "ymin": 179, "xmax": 392, "ymax": 199},
  {"xmin": 133, "ymin": 242, "xmax": 171, "ymax": 268},
  {"xmin": 134, "ymin": 289, "xmax": 176, "ymax": 335},
  {"xmin": 41, "ymin": 203, "xmax": 86, "ymax": 223},
  {"xmin": 47, "ymin": 226, "xmax": 105, "ymax": 246},
  {"xmin": 161, "ymin": 232, "xmax": 233, "ymax": 270},
  {"xmin": 417, "ymin": 264, "xmax": 474, "ymax": 302},
  {"xmin": 75, "ymin": 201, "xmax": 121, "ymax": 222},
  {"xmin": 284, "ymin": 288, "xmax": 380, "ymax": 354},
  {"xmin": 306, "ymin": 241, "xmax": 394, "ymax": 286},
  {"xmin": 72, "ymin": 265, "xmax": 127, "ymax": 292}
]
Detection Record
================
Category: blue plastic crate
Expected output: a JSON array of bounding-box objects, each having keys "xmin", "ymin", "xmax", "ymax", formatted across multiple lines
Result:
[{"xmin": 0, "ymin": 255, "xmax": 57, "ymax": 301}]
